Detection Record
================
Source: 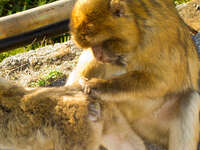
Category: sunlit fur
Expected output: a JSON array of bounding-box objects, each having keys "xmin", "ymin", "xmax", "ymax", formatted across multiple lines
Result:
[
  {"xmin": 68, "ymin": 0, "xmax": 200, "ymax": 149},
  {"xmin": 0, "ymin": 77, "xmax": 148, "ymax": 150},
  {"xmin": 0, "ymin": 78, "xmax": 103, "ymax": 150}
]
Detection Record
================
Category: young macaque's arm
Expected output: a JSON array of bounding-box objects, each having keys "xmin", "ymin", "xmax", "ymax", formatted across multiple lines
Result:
[{"xmin": 81, "ymin": 71, "xmax": 169, "ymax": 102}]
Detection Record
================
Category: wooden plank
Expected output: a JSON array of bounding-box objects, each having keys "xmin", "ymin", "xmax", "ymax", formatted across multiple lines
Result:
[{"xmin": 0, "ymin": 0, "xmax": 76, "ymax": 39}]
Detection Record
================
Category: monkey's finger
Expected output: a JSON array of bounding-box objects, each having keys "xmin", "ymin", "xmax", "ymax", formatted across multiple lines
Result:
[
  {"xmin": 79, "ymin": 77, "xmax": 91, "ymax": 94},
  {"xmin": 88, "ymin": 102, "xmax": 101, "ymax": 122},
  {"xmin": 79, "ymin": 77, "xmax": 88, "ymax": 86},
  {"xmin": 84, "ymin": 84, "xmax": 91, "ymax": 94}
]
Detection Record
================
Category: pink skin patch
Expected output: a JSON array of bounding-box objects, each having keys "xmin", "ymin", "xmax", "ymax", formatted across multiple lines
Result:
[
  {"xmin": 91, "ymin": 44, "xmax": 126, "ymax": 66},
  {"xmin": 91, "ymin": 45, "xmax": 113, "ymax": 63},
  {"xmin": 92, "ymin": 45, "xmax": 104, "ymax": 62}
]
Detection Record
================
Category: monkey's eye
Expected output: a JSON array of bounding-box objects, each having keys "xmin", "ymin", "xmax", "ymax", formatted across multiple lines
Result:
[
  {"xmin": 110, "ymin": 0, "xmax": 126, "ymax": 17},
  {"xmin": 113, "ymin": 9, "xmax": 124, "ymax": 17}
]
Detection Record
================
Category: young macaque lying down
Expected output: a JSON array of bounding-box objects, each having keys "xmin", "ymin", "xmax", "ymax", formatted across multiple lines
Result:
[
  {"xmin": 0, "ymin": 78, "xmax": 141, "ymax": 150},
  {"xmin": 0, "ymin": 78, "xmax": 100, "ymax": 150}
]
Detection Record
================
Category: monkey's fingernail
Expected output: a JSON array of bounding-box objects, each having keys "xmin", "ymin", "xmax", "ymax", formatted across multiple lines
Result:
[
  {"xmin": 79, "ymin": 77, "xmax": 88, "ymax": 85},
  {"xmin": 84, "ymin": 85, "xmax": 91, "ymax": 94},
  {"xmin": 87, "ymin": 87, "xmax": 91, "ymax": 94}
]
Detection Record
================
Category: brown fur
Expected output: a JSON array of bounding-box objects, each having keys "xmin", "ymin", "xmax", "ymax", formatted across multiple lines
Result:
[
  {"xmin": 0, "ymin": 78, "xmax": 103, "ymax": 150},
  {"xmin": 67, "ymin": 0, "xmax": 200, "ymax": 149},
  {"xmin": 0, "ymin": 77, "xmax": 145, "ymax": 150}
]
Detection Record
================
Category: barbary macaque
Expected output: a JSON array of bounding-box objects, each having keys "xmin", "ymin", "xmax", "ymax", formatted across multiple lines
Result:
[
  {"xmin": 0, "ymin": 78, "xmax": 100, "ymax": 150},
  {"xmin": 0, "ymin": 77, "xmax": 144, "ymax": 150},
  {"xmin": 67, "ymin": 0, "xmax": 200, "ymax": 149}
]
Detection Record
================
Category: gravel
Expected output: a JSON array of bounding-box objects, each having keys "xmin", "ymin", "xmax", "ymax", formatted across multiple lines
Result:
[{"xmin": 0, "ymin": 40, "xmax": 82, "ymax": 86}]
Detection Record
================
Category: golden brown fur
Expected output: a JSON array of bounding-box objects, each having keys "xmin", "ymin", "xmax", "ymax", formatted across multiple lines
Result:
[
  {"xmin": 0, "ymin": 0, "xmax": 199, "ymax": 149},
  {"xmin": 0, "ymin": 77, "xmax": 145, "ymax": 150},
  {"xmin": 67, "ymin": 0, "xmax": 200, "ymax": 149},
  {"xmin": 0, "ymin": 78, "xmax": 104, "ymax": 150}
]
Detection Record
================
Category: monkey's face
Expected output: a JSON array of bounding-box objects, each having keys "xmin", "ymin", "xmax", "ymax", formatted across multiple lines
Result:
[
  {"xmin": 70, "ymin": 0, "xmax": 140, "ymax": 66},
  {"xmin": 70, "ymin": 0, "xmax": 178, "ymax": 66}
]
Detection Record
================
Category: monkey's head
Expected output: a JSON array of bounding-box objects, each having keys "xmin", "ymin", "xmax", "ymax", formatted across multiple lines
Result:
[{"xmin": 70, "ymin": 0, "xmax": 180, "ymax": 65}]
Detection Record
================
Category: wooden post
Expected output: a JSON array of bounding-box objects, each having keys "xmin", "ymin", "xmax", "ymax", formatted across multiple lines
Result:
[{"xmin": 0, "ymin": 0, "xmax": 76, "ymax": 39}]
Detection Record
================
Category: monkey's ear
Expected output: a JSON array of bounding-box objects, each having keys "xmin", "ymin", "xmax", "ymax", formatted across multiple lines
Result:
[{"xmin": 110, "ymin": 0, "xmax": 129, "ymax": 17}]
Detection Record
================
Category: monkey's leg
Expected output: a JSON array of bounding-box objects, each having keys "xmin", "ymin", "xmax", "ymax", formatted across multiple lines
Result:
[
  {"xmin": 102, "ymin": 104, "xmax": 146, "ymax": 150},
  {"xmin": 85, "ymin": 102, "xmax": 104, "ymax": 150},
  {"xmin": 66, "ymin": 49, "xmax": 104, "ymax": 86},
  {"xmin": 86, "ymin": 120, "xmax": 104, "ymax": 150},
  {"xmin": 169, "ymin": 91, "xmax": 200, "ymax": 150}
]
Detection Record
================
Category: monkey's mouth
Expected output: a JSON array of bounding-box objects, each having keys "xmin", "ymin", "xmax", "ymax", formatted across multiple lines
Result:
[
  {"xmin": 91, "ymin": 45, "xmax": 110, "ymax": 63},
  {"xmin": 91, "ymin": 44, "xmax": 126, "ymax": 66}
]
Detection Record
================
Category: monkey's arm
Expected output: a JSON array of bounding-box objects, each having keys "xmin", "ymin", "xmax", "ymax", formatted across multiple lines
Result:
[{"xmin": 82, "ymin": 71, "xmax": 171, "ymax": 102}]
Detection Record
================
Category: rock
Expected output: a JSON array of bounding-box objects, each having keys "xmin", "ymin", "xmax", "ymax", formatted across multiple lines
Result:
[{"xmin": 0, "ymin": 40, "xmax": 82, "ymax": 87}]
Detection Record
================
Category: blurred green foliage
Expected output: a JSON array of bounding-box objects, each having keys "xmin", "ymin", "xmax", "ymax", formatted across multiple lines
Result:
[
  {"xmin": 0, "ymin": 0, "xmax": 191, "ymax": 17},
  {"xmin": 174, "ymin": 0, "xmax": 190, "ymax": 5},
  {"xmin": 0, "ymin": 0, "xmax": 56, "ymax": 16},
  {"xmin": 0, "ymin": 0, "xmax": 190, "ymax": 17}
]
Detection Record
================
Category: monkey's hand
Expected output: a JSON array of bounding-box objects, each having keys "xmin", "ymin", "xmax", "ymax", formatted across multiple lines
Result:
[
  {"xmin": 79, "ymin": 77, "xmax": 106, "ymax": 99},
  {"xmin": 79, "ymin": 77, "xmax": 103, "ymax": 122},
  {"xmin": 79, "ymin": 76, "xmax": 128, "ymax": 101},
  {"xmin": 79, "ymin": 71, "xmax": 169, "ymax": 102}
]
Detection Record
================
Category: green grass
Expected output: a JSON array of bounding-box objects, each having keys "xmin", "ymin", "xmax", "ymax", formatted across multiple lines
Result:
[
  {"xmin": 0, "ymin": 41, "xmax": 46, "ymax": 62},
  {"xmin": 29, "ymin": 70, "xmax": 66, "ymax": 87},
  {"xmin": 0, "ymin": 0, "xmax": 56, "ymax": 16},
  {"xmin": 0, "ymin": 0, "xmax": 191, "ymax": 62},
  {"xmin": 174, "ymin": 0, "xmax": 190, "ymax": 5},
  {"xmin": 0, "ymin": 48, "xmax": 29, "ymax": 62}
]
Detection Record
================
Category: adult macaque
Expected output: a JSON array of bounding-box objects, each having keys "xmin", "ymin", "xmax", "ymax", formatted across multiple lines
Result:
[{"xmin": 67, "ymin": 0, "xmax": 200, "ymax": 149}]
